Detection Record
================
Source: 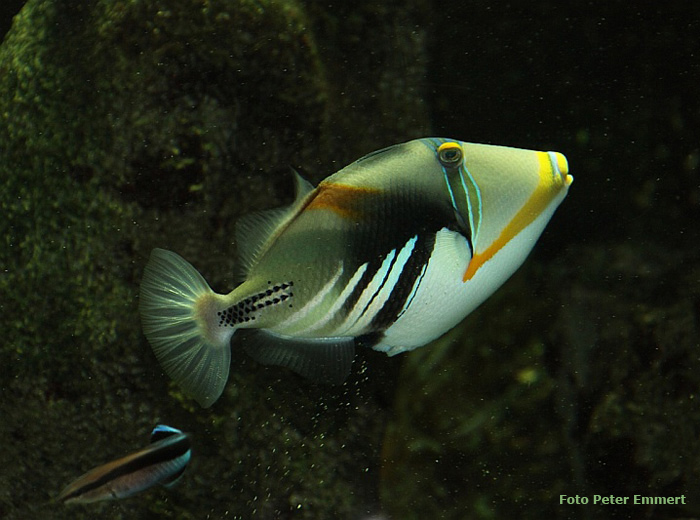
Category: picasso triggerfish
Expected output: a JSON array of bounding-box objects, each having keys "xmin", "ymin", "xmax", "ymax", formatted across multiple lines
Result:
[
  {"xmin": 57, "ymin": 425, "xmax": 191, "ymax": 504},
  {"xmin": 139, "ymin": 138, "xmax": 573, "ymax": 407}
]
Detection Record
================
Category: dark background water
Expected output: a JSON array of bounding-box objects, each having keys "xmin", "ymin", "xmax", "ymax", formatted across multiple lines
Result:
[
  {"xmin": 0, "ymin": 1, "xmax": 24, "ymax": 38},
  {"xmin": 1, "ymin": 1, "xmax": 698, "ymax": 519},
  {"xmin": 2, "ymin": 0, "xmax": 696, "ymax": 248}
]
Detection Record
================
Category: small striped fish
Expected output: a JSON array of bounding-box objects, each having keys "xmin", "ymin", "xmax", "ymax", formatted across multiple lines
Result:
[
  {"xmin": 139, "ymin": 138, "xmax": 573, "ymax": 407},
  {"xmin": 58, "ymin": 425, "xmax": 191, "ymax": 504}
]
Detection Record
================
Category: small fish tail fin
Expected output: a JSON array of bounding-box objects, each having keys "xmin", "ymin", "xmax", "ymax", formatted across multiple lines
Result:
[{"xmin": 139, "ymin": 248, "xmax": 233, "ymax": 407}]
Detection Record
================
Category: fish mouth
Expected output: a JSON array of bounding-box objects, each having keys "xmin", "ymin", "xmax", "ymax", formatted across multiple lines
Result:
[{"xmin": 549, "ymin": 151, "xmax": 573, "ymax": 187}]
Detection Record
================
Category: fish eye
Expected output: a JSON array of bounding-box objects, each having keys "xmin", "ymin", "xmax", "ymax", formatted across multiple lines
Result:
[{"xmin": 437, "ymin": 142, "xmax": 463, "ymax": 167}]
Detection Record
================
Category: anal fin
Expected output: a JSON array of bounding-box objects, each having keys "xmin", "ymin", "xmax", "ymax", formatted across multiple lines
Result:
[{"xmin": 242, "ymin": 330, "xmax": 355, "ymax": 384}]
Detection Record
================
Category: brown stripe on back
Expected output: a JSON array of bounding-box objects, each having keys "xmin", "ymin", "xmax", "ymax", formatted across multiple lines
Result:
[{"xmin": 304, "ymin": 182, "xmax": 380, "ymax": 219}]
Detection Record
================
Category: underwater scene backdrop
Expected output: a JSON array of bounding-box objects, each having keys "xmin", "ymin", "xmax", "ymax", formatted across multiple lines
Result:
[{"xmin": 1, "ymin": 1, "xmax": 698, "ymax": 519}]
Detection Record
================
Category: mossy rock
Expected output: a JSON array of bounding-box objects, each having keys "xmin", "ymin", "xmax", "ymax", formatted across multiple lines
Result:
[{"xmin": 0, "ymin": 0, "xmax": 428, "ymax": 518}]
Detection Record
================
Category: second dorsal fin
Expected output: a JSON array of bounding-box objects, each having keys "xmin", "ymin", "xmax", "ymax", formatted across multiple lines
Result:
[{"xmin": 235, "ymin": 170, "xmax": 314, "ymax": 280}]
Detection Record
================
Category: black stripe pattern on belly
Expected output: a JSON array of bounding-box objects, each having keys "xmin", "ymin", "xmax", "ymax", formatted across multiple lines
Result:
[{"xmin": 369, "ymin": 232, "xmax": 435, "ymax": 330}]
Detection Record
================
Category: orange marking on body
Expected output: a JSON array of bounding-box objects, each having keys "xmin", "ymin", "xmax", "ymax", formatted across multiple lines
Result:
[
  {"xmin": 305, "ymin": 182, "xmax": 380, "ymax": 219},
  {"xmin": 463, "ymin": 248, "xmax": 494, "ymax": 282}
]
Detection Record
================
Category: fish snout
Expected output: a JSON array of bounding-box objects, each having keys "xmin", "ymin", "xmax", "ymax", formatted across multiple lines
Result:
[{"xmin": 549, "ymin": 151, "xmax": 573, "ymax": 188}]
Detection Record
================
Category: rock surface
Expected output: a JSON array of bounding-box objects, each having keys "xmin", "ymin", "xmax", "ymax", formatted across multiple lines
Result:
[{"xmin": 0, "ymin": 1, "xmax": 428, "ymax": 518}]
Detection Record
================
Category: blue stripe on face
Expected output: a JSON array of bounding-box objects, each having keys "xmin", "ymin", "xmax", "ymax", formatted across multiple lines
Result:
[
  {"xmin": 456, "ymin": 162, "xmax": 482, "ymax": 247},
  {"xmin": 442, "ymin": 167, "xmax": 460, "ymax": 216},
  {"xmin": 424, "ymin": 138, "xmax": 480, "ymax": 251},
  {"xmin": 425, "ymin": 138, "xmax": 461, "ymax": 215}
]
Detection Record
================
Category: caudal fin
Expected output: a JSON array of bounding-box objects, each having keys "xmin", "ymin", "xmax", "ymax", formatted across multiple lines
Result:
[{"xmin": 139, "ymin": 248, "xmax": 233, "ymax": 407}]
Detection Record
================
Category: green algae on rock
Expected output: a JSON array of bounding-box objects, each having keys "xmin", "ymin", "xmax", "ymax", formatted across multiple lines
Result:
[{"xmin": 0, "ymin": 0, "xmax": 429, "ymax": 518}]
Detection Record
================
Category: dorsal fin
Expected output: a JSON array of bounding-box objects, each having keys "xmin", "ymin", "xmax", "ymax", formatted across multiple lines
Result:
[
  {"xmin": 235, "ymin": 170, "xmax": 314, "ymax": 280},
  {"xmin": 150, "ymin": 424, "xmax": 182, "ymax": 444},
  {"xmin": 292, "ymin": 168, "xmax": 315, "ymax": 196},
  {"xmin": 235, "ymin": 206, "xmax": 291, "ymax": 279}
]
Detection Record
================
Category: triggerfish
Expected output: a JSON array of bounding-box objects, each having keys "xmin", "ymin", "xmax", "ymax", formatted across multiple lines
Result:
[
  {"xmin": 139, "ymin": 138, "xmax": 573, "ymax": 407},
  {"xmin": 57, "ymin": 425, "xmax": 191, "ymax": 504}
]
